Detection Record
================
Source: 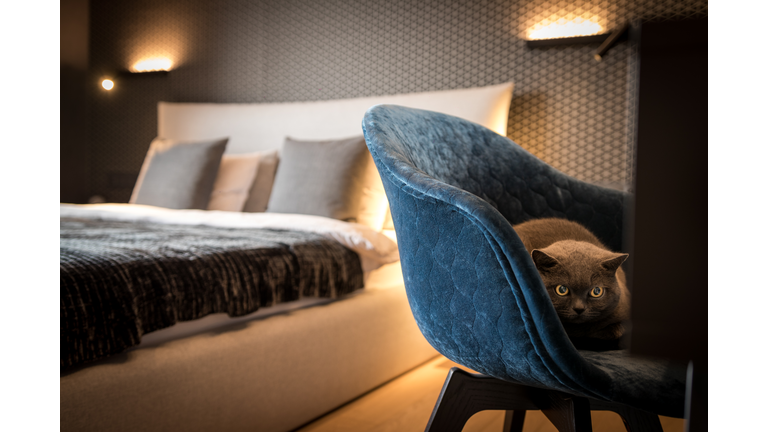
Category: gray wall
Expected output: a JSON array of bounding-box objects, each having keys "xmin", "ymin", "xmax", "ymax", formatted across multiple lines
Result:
[
  {"xmin": 61, "ymin": 0, "xmax": 91, "ymax": 204},
  {"xmin": 81, "ymin": 0, "xmax": 707, "ymax": 203}
]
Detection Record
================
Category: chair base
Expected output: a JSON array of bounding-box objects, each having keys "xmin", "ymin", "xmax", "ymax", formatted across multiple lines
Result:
[{"xmin": 425, "ymin": 367, "xmax": 664, "ymax": 432}]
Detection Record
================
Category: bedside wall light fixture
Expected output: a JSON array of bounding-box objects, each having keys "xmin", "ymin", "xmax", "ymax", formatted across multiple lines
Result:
[
  {"xmin": 526, "ymin": 17, "xmax": 630, "ymax": 62},
  {"xmin": 528, "ymin": 17, "xmax": 603, "ymax": 41},
  {"xmin": 98, "ymin": 57, "xmax": 173, "ymax": 90},
  {"xmin": 132, "ymin": 57, "xmax": 173, "ymax": 73}
]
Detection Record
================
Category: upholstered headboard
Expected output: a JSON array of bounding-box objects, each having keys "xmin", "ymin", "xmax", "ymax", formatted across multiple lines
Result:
[{"xmin": 157, "ymin": 82, "xmax": 513, "ymax": 154}]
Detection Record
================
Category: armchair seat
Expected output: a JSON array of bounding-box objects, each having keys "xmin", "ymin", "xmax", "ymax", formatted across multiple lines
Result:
[{"xmin": 362, "ymin": 105, "xmax": 686, "ymax": 431}]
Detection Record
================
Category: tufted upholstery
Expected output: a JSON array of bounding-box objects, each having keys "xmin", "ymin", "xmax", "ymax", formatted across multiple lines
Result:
[{"xmin": 362, "ymin": 105, "xmax": 685, "ymax": 418}]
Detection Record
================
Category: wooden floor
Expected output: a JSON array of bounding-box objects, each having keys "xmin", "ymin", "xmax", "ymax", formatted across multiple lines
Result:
[{"xmin": 296, "ymin": 355, "xmax": 686, "ymax": 432}]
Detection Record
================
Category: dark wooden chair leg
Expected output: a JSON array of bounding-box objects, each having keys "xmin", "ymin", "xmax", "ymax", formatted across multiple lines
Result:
[
  {"xmin": 533, "ymin": 390, "xmax": 593, "ymax": 432},
  {"xmin": 618, "ymin": 411, "xmax": 663, "ymax": 432},
  {"xmin": 503, "ymin": 410, "xmax": 526, "ymax": 432},
  {"xmin": 425, "ymin": 368, "xmax": 666, "ymax": 432},
  {"xmin": 424, "ymin": 367, "xmax": 537, "ymax": 432},
  {"xmin": 589, "ymin": 400, "xmax": 663, "ymax": 432}
]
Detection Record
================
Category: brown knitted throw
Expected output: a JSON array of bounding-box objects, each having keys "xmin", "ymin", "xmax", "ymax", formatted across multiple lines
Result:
[{"xmin": 60, "ymin": 216, "xmax": 364, "ymax": 370}]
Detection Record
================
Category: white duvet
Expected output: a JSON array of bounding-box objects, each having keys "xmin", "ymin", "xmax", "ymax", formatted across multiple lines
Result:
[{"xmin": 60, "ymin": 203, "xmax": 399, "ymax": 272}]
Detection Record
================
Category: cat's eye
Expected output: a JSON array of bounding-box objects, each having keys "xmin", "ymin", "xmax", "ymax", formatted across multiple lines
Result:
[
  {"xmin": 590, "ymin": 287, "xmax": 604, "ymax": 298},
  {"xmin": 555, "ymin": 285, "xmax": 569, "ymax": 296}
]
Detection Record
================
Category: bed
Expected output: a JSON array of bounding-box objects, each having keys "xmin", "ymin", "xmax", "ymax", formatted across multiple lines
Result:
[{"xmin": 60, "ymin": 82, "xmax": 514, "ymax": 432}]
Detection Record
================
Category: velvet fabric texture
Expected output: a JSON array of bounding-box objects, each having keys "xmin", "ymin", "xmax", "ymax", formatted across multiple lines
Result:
[{"xmin": 362, "ymin": 105, "xmax": 685, "ymax": 418}]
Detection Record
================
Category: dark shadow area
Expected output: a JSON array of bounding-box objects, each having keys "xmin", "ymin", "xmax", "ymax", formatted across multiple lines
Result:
[{"xmin": 61, "ymin": 64, "xmax": 91, "ymax": 203}]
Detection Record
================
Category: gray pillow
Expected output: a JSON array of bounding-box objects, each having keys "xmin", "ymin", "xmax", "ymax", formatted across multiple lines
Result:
[
  {"xmin": 130, "ymin": 137, "xmax": 228, "ymax": 209},
  {"xmin": 266, "ymin": 136, "xmax": 386, "ymax": 226}
]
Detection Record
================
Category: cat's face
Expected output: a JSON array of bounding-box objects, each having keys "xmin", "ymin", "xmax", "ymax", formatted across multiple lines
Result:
[{"xmin": 531, "ymin": 240, "xmax": 628, "ymax": 325}]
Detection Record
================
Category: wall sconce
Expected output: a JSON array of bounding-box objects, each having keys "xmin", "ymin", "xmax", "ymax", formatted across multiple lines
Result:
[
  {"xmin": 98, "ymin": 58, "xmax": 172, "ymax": 90},
  {"xmin": 528, "ymin": 16, "xmax": 604, "ymax": 41},
  {"xmin": 526, "ymin": 20, "xmax": 630, "ymax": 61},
  {"xmin": 131, "ymin": 58, "xmax": 173, "ymax": 73}
]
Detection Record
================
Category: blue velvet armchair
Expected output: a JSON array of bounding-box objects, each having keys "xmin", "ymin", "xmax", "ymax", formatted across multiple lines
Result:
[{"xmin": 362, "ymin": 105, "xmax": 686, "ymax": 432}]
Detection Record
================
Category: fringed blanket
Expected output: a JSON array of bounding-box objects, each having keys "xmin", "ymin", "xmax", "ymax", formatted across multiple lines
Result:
[{"xmin": 60, "ymin": 217, "xmax": 364, "ymax": 370}]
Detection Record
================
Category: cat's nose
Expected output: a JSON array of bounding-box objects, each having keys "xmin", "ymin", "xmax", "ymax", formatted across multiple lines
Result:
[{"xmin": 573, "ymin": 306, "xmax": 586, "ymax": 315}]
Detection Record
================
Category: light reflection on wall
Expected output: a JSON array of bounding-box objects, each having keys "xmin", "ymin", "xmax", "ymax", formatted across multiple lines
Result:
[{"xmin": 119, "ymin": 4, "xmax": 190, "ymax": 75}]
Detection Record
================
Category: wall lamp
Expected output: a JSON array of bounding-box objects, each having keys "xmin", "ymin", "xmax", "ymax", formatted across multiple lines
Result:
[
  {"xmin": 527, "ymin": 21, "xmax": 630, "ymax": 61},
  {"xmin": 100, "ymin": 58, "xmax": 172, "ymax": 90}
]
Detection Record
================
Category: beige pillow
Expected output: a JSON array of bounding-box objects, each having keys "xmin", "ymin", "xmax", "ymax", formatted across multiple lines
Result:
[
  {"xmin": 207, "ymin": 153, "xmax": 262, "ymax": 212},
  {"xmin": 242, "ymin": 150, "xmax": 279, "ymax": 213},
  {"xmin": 357, "ymin": 162, "xmax": 388, "ymax": 231},
  {"xmin": 130, "ymin": 137, "xmax": 228, "ymax": 209},
  {"xmin": 266, "ymin": 136, "xmax": 387, "ymax": 230},
  {"xmin": 381, "ymin": 207, "xmax": 394, "ymax": 230}
]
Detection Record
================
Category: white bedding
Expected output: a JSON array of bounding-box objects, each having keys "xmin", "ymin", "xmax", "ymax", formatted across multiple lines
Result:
[{"xmin": 60, "ymin": 203, "xmax": 399, "ymax": 272}]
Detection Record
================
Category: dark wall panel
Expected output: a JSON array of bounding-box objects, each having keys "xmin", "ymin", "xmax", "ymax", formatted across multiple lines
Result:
[
  {"xmin": 87, "ymin": 0, "xmax": 707, "ymax": 202},
  {"xmin": 61, "ymin": 0, "xmax": 91, "ymax": 204}
]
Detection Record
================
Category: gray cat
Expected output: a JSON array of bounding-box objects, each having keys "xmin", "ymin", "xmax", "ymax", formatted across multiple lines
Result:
[{"xmin": 513, "ymin": 218, "xmax": 630, "ymax": 343}]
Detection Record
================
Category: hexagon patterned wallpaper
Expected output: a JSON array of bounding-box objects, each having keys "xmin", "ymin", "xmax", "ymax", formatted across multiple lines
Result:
[{"xmin": 88, "ymin": 0, "xmax": 707, "ymax": 202}]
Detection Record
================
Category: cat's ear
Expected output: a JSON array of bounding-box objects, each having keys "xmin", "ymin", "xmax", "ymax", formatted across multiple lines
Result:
[
  {"xmin": 532, "ymin": 249, "xmax": 560, "ymax": 272},
  {"xmin": 601, "ymin": 253, "xmax": 629, "ymax": 273}
]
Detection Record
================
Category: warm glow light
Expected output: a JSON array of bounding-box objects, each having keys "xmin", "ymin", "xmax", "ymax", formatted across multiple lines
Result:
[
  {"xmin": 528, "ymin": 17, "xmax": 603, "ymax": 40},
  {"xmin": 382, "ymin": 229, "xmax": 398, "ymax": 244},
  {"xmin": 132, "ymin": 58, "xmax": 173, "ymax": 72},
  {"xmin": 101, "ymin": 79, "xmax": 114, "ymax": 90}
]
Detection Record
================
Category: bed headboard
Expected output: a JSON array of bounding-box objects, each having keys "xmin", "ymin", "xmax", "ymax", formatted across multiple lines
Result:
[{"xmin": 158, "ymin": 82, "xmax": 513, "ymax": 154}]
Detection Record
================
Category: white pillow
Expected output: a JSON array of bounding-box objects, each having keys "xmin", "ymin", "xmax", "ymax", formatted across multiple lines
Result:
[
  {"xmin": 207, "ymin": 153, "xmax": 263, "ymax": 212},
  {"xmin": 357, "ymin": 165, "xmax": 388, "ymax": 232}
]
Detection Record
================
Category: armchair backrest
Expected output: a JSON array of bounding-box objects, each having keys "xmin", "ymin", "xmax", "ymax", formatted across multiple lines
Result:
[
  {"xmin": 362, "ymin": 104, "xmax": 629, "ymax": 399},
  {"xmin": 364, "ymin": 104, "xmax": 628, "ymax": 251}
]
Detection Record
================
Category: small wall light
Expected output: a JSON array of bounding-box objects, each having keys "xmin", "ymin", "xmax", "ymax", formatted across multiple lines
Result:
[
  {"xmin": 98, "ymin": 58, "xmax": 173, "ymax": 90},
  {"xmin": 526, "ymin": 19, "xmax": 630, "ymax": 62},
  {"xmin": 132, "ymin": 58, "xmax": 172, "ymax": 73},
  {"xmin": 528, "ymin": 17, "xmax": 603, "ymax": 41}
]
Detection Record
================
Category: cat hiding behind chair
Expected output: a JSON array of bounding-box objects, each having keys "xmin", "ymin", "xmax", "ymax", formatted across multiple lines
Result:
[{"xmin": 513, "ymin": 218, "xmax": 630, "ymax": 348}]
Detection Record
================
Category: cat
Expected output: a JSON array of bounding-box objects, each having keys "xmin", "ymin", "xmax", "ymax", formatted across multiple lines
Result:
[{"xmin": 512, "ymin": 218, "xmax": 630, "ymax": 346}]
